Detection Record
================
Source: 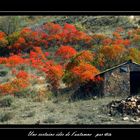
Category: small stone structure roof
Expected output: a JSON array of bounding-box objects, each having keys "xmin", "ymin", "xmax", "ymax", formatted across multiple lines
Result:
[{"xmin": 96, "ymin": 59, "xmax": 140, "ymax": 76}]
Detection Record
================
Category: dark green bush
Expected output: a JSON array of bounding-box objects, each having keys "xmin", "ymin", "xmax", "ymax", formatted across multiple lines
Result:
[
  {"xmin": 0, "ymin": 71, "xmax": 8, "ymax": 77},
  {"xmin": 0, "ymin": 112, "xmax": 14, "ymax": 122},
  {"xmin": 0, "ymin": 95, "xmax": 14, "ymax": 107}
]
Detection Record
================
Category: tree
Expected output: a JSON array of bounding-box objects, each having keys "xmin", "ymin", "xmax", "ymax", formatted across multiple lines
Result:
[{"xmin": 63, "ymin": 50, "xmax": 98, "ymax": 87}]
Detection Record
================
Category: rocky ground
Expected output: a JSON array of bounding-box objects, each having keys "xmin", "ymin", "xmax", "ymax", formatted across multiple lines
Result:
[{"xmin": 107, "ymin": 96, "xmax": 140, "ymax": 122}]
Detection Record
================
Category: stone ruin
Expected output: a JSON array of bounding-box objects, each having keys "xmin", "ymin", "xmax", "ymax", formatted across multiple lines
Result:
[
  {"xmin": 73, "ymin": 60, "xmax": 140, "ymax": 99},
  {"xmin": 99, "ymin": 60, "xmax": 140, "ymax": 96}
]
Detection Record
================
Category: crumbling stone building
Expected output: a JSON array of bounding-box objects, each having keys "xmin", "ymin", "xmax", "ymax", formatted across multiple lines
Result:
[{"xmin": 73, "ymin": 60, "xmax": 140, "ymax": 99}]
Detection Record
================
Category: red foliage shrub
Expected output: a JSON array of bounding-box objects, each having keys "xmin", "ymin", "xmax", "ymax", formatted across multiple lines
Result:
[
  {"xmin": 0, "ymin": 78, "xmax": 29, "ymax": 95},
  {"xmin": 16, "ymin": 70, "xmax": 29, "ymax": 79},
  {"xmin": 55, "ymin": 45, "xmax": 77, "ymax": 59},
  {"xmin": 43, "ymin": 63, "xmax": 64, "ymax": 91},
  {"xmin": 71, "ymin": 62, "xmax": 100, "ymax": 82}
]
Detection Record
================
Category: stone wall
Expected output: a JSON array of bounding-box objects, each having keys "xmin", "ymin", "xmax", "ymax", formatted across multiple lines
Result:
[{"xmin": 103, "ymin": 64, "xmax": 130, "ymax": 96}]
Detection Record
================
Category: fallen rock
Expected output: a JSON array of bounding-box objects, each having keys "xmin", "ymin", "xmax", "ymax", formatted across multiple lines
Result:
[
  {"xmin": 123, "ymin": 117, "xmax": 129, "ymax": 121},
  {"xmin": 110, "ymin": 118, "xmax": 114, "ymax": 121},
  {"xmin": 138, "ymin": 105, "xmax": 140, "ymax": 109},
  {"xmin": 130, "ymin": 118, "xmax": 140, "ymax": 122},
  {"xmin": 93, "ymin": 96, "xmax": 97, "ymax": 100}
]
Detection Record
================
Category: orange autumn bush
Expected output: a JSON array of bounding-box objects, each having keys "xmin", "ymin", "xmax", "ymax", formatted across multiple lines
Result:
[
  {"xmin": 91, "ymin": 34, "xmax": 106, "ymax": 45},
  {"xmin": 0, "ymin": 54, "xmax": 26, "ymax": 68},
  {"xmin": 0, "ymin": 32, "xmax": 8, "ymax": 48},
  {"xmin": 16, "ymin": 70, "xmax": 29, "ymax": 79},
  {"xmin": 0, "ymin": 77, "xmax": 29, "ymax": 96},
  {"xmin": 128, "ymin": 48, "xmax": 140, "ymax": 63},
  {"xmin": 127, "ymin": 28, "xmax": 140, "ymax": 47},
  {"xmin": 71, "ymin": 62, "xmax": 100, "ymax": 82},
  {"xmin": 100, "ymin": 45, "xmax": 126, "ymax": 60},
  {"xmin": 63, "ymin": 50, "xmax": 99, "ymax": 86},
  {"xmin": 63, "ymin": 62, "xmax": 100, "ymax": 87},
  {"xmin": 74, "ymin": 50, "xmax": 93, "ymax": 63},
  {"xmin": 1, "ymin": 23, "xmax": 140, "ymax": 97},
  {"xmin": 43, "ymin": 63, "xmax": 64, "ymax": 92},
  {"xmin": 6, "ymin": 27, "xmax": 48, "ymax": 54},
  {"xmin": 95, "ymin": 45, "xmax": 128, "ymax": 69},
  {"xmin": 66, "ymin": 50, "xmax": 93, "ymax": 71},
  {"xmin": 0, "ymin": 46, "xmax": 64, "ymax": 93},
  {"xmin": 55, "ymin": 45, "xmax": 77, "ymax": 60},
  {"xmin": 44, "ymin": 23, "xmax": 92, "ymax": 47}
]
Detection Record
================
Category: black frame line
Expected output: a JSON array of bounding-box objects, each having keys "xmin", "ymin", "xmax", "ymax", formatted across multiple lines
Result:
[{"xmin": 0, "ymin": 12, "xmax": 140, "ymax": 137}]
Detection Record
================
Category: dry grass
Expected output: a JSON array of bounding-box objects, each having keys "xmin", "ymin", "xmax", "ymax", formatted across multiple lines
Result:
[{"xmin": 0, "ymin": 95, "xmax": 139, "ymax": 124}]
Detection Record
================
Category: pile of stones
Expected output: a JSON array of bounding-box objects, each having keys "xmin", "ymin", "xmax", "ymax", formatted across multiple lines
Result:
[{"xmin": 107, "ymin": 96, "xmax": 140, "ymax": 116}]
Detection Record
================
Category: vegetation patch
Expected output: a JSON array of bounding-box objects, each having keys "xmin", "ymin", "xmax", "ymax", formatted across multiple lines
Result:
[
  {"xmin": 0, "ymin": 112, "xmax": 14, "ymax": 122},
  {"xmin": 0, "ymin": 95, "xmax": 14, "ymax": 107}
]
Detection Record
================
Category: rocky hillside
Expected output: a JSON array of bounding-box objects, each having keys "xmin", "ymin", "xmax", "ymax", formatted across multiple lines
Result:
[
  {"xmin": 1, "ymin": 16, "xmax": 140, "ymax": 35},
  {"xmin": 28, "ymin": 16, "xmax": 140, "ymax": 35}
]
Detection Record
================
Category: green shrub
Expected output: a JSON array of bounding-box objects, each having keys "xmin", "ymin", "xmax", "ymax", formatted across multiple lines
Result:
[
  {"xmin": 0, "ymin": 95, "xmax": 14, "ymax": 107},
  {"xmin": 0, "ymin": 112, "xmax": 14, "ymax": 122},
  {"xmin": 14, "ymin": 88, "xmax": 32, "ymax": 98},
  {"xmin": 0, "ymin": 71, "xmax": 8, "ymax": 77}
]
